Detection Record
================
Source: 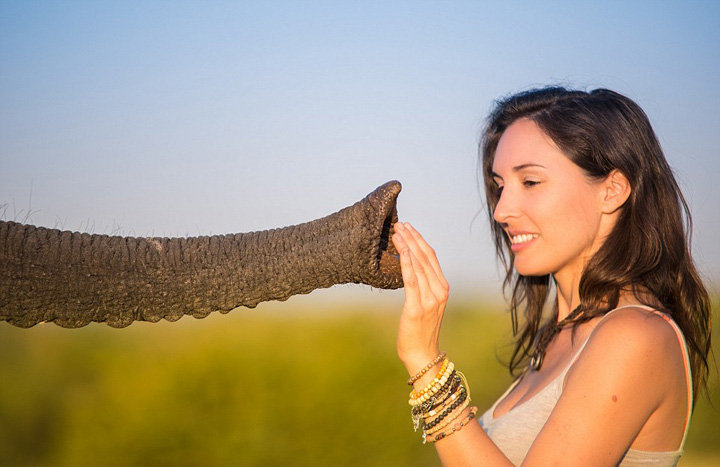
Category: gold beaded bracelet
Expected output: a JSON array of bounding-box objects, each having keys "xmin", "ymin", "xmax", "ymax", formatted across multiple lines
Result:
[
  {"xmin": 407, "ymin": 351, "xmax": 447, "ymax": 386},
  {"xmin": 409, "ymin": 371, "xmax": 454, "ymax": 407},
  {"xmin": 409, "ymin": 361, "xmax": 455, "ymax": 406},
  {"xmin": 411, "ymin": 357, "xmax": 449, "ymax": 393},
  {"xmin": 410, "ymin": 358, "xmax": 449, "ymax": 397},
  {"xmin": 424, "ymin": 406, "xmax": 479, "ymax": 444}
]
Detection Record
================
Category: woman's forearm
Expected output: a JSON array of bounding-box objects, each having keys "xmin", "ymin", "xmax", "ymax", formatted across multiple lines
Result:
[
  {"xmin": 408, "ymin": 370, "xmax": 514, "ymax": 466},
  {"xmin": 433, "ymin": 411, "xmax": 514, "ymax": 466}
]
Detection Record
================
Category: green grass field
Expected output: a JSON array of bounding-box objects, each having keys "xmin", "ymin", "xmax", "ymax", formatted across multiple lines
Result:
[{"xmin": 1, "ymin": 297, "xmax": 718, "ymax": 466}]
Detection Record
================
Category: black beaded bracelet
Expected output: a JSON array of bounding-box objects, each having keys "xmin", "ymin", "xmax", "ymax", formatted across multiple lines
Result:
[
  {"xmin": 427, "ymin": 374, "xmax": 461, "ymax": 411},
  {"xmin": 423, "ymin": 390, "xmax": 468, "ymax": 430},
  {"xmin": 412, "ymin": 372, "xmax": 461, "ymax": 424},
  {"xmin": 425, "ymin": 406, "xmax": 479, "ymax": 444},
  {"xmin": 427, "ymin": 384, "xmax": 466, "ymax": 417}
]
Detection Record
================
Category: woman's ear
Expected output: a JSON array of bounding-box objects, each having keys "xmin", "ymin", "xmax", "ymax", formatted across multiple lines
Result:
[{"xmin": 602, "ymin": 169, "xmax": 631, "ymax": 214}]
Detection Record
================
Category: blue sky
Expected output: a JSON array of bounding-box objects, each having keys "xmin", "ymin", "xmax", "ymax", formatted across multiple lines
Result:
[{"xmin": 1, "ymin": 1, "xmax": 719, "ymax": 302}]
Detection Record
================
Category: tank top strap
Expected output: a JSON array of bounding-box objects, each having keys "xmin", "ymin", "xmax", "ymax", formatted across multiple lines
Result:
[{"xmin": 561, "ymin": 304, "xmax": 693, "ymax": 445}]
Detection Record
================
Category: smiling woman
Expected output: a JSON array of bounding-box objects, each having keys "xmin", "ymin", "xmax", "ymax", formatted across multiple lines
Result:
[
  {"xmin": 490, "ymin": 119, "xmax": 619, "ymax": 278},
  {"xmin": 391, "ymin": 86, "xmax": 712, "ymax": 466}
]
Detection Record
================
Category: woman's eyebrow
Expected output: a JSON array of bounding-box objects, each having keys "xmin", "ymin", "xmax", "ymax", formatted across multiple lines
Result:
[
  {"xmin": 513, "ymin": 163, "xmax": 546, "ymax": 172},
  {"xmin": 491, "ymin": 163, "xmax": 547, "ymax": 180}
]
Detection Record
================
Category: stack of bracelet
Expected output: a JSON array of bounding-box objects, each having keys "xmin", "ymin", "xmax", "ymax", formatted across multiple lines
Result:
[{"xmin": 407, "ymin": 353, "xmax": 479, "ymax": 444}]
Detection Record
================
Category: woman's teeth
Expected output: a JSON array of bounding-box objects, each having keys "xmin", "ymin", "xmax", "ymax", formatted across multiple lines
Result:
[{"xmin": 512, "ymin": 234, "xmax": 538, "ymax": 244}]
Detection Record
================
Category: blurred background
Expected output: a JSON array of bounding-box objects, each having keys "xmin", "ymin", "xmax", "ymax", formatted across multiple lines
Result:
[{"xmin": 1, "ymin": 1, "xmax": 718, "ymax": 465}]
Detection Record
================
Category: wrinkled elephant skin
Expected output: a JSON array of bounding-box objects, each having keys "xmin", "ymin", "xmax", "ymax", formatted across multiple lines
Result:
[{"xmin": 0, "ymin": 181, "xmax": 403, "ymax": 328}]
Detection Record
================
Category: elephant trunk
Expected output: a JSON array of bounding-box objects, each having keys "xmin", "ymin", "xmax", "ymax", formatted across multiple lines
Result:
[{"xmin": 0, "ymin": 181, "xmax": 403, "ymax": 328}]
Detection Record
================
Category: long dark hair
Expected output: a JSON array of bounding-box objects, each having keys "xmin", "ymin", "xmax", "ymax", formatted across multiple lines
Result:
[{"xmin": 480, "ymin": 86, "xmax": 712, "ymax": 402}]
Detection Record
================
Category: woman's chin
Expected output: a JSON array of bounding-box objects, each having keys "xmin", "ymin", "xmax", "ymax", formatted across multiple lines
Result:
[{"xmin": 514, "ymin": 264, "xmax": 551, "ymax": 277}]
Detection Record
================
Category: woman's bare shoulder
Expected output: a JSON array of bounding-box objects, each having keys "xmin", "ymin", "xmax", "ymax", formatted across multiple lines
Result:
[
  {"xmin": 569, "ymin": 305, "xmax": 686, "ymax": 398},
  {"xmin": 591, "ymin": 306, "xmax": 681, "ymax": 356},
  {"xmin": 529, "ymin": 306, "xmax": 688, "ymax": 463}
]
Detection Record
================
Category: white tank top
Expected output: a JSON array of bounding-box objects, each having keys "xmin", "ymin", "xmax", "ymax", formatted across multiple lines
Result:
[{"xmin": 479, "ymin": 305, "xmax": 693, "ymax": 466}]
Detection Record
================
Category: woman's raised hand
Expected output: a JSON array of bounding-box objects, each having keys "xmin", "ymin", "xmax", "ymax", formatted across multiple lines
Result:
[{"xmin": 392, "ymin": 222, "xmax": 450, "ymax": 377}]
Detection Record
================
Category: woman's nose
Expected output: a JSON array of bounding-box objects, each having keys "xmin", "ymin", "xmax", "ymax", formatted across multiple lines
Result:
[{"xmin": 493, "ymin": 188, "xmax": 516, "ymax": 224}]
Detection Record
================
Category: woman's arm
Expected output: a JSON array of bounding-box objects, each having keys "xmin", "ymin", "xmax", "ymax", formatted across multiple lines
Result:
[
  {"xmin": 392, "ymin": 222, "xmax": 514, "ymax": 466},
  {"xmin": 523, "ymin": 308, "xmax": 687, "ymax": 465},
  {"xmin": 392, "ymin": 223, "xmax": 684, "ymax": 466}
]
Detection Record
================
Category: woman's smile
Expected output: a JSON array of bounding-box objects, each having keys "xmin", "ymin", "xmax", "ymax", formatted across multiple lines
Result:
[{"xmin": 508, "ymin": 231, "xmax": 539, "ymax": 252}]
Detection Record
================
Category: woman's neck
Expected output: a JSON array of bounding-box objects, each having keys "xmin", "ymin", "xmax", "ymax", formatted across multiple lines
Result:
[
  {"xmin": 554, "ymin": 276, "xmax": 659, "ymax": 321},
  {"xmin": 553, "ymin": 273, "xmax": 582, "ymax": 321}
]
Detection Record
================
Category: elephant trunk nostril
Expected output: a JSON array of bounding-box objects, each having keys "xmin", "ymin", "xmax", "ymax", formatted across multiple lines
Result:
[
  {"xmin": 364, "ymin": 180, "xmax": 403, "ymax": 288},
  {"xmin": 378, "ymin": 207, "xmax": 398, "ymax": 257}
]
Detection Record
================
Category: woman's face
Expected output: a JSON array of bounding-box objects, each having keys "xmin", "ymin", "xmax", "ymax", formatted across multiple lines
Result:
[{"xmin": 491, "ymin": 119, "xmax": 608, "ymax": 281}]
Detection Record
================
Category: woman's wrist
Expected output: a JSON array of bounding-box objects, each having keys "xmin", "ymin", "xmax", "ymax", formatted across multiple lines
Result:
[
  {"xmin": 401, "ymin": 348, "xmax": 441, "ymax": 374},
  {"xmin": 404, "ymin": 355, "xmax": 476, "ymax": 444},
  {"xmin": 407, "ymin": 351, "xmax": 446, "ymax": 385}
]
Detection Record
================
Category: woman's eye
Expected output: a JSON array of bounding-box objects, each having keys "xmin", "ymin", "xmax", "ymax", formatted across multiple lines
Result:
[{"xmin": 523, "ymin": 180, "xmax": 540, "ymax": 188}]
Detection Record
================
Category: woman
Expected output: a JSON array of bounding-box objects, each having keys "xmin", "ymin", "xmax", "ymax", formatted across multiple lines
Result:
[{"xmin": 392, "ymin": 87, "xmax": 711, "ymax": 466}]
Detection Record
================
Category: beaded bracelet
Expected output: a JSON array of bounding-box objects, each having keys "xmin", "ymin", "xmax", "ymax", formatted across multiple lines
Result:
[
  {"xmin": 424, "ymin": 398, "xmax": 472, "ymax": 436},
  {"xmin": 409, "ymin": 358, "xmax": 449, "ymax": 399},
  {"xmin": 409, "ymin": 361, "xmax": 455, "ymax": 406},
  {"xmin": 426, "ymin": 385, "xmax": 466, "ymax": 418},
  {"xmin": 423, "ymin": 371, "xmax": 472, "ymax": 435},
  {"xmin": 424, "ymin": 406, "xmax": 479, "ymax": 444},
  {"xmin": 423, "ymin": 369, "xmax": 458, "ymax": 407},
  {"xmin": 423, "ymin": 391, "xmax": 468, "ymax": 430},
  {"xmin": 407, "ymin": 351, "xmax": 446, "ymax": 386},
  {"xmin": 406, "ymin": 357, "xmax": 477, "ymax": 443},
  {"xmin": 409, "ymin": 359, "xmax": 449, "ymax": 399},
  {"xmin": 426, "ymin": 373, "xmax": 461, "ymax": 410},
  {"xmin": 410, "ymin": 371, "xmax": 460, "ymax": 431}
]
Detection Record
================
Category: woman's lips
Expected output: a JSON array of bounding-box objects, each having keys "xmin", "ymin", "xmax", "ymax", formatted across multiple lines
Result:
[{"xmin": 509, "ymin": 233, "xmax": 539, "ymax": 252}]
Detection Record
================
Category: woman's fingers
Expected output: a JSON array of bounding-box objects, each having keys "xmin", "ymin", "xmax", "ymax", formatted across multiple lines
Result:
[
  {"xmin": 393, "ymin": 222, "xmax": 447, "ymax": 370},
  {"xmin": 393, "ymin": 233, "xmax": 420, "ymax": 303},
  {"xmin": 393, "ymin": 229, "xmax": 431, "ymax": 302},
  {"xmin": 395, "ymin": 223, "xmax": 449, "ymax": 300},
  {"xmin": 393, "ymin": 223, "xmax": 449, "ymax": 309},
  {"xmin": 403, "ymin": 223, "xmax": 449, "ymax": 289}
]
